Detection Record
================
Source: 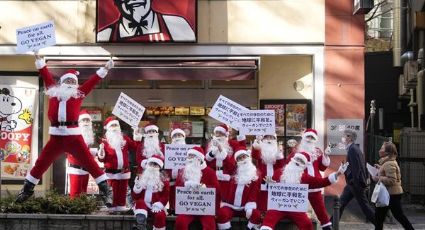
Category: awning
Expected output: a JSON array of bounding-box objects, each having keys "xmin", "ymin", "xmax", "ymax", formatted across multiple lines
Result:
[{"xmin": 46, "ymin": 59, "xmax": 257, "ymax": 80}]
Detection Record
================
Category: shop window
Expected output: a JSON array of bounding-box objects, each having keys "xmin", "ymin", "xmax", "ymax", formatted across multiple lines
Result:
[
  {"xmin": 156, "ymin": 80, "xmax": 204, "ymax": 89},
  {"xmin": 107, "ymin": 79, "xmax": 153, "ymax": 89},
  {"xmin": 208, "ymin": 79, "xmax": 257, "ymax": 89}
]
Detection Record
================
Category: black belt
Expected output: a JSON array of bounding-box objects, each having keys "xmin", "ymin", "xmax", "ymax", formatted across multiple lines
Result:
[
  {"xmin": 105, "ymin": 168, "xmax": 128, "ymax": 174},
  {"xmin": 51, "ymin": 121, "xmax": 79, "ymax": 127},
  {"xmin": 69, "ymin": 164, "xmax": 88, "ymax": 171},
  {"xmin": 216, "ymin": 167, "xmax": 223, "ymax": 170}
]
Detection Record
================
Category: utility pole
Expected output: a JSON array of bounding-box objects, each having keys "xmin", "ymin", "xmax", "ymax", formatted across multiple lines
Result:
[{"xmin": 370, "ymin": 100, "xmax": 376, "ymax": 136}]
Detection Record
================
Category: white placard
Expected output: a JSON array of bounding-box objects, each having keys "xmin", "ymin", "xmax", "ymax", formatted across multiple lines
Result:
[
  {"xmin": 208, "ymin": 95, "xmax": 248, "ymax": 130},
  {"xmin": 239, "ymin": 110, "xmax": 276, "ymax": 135},
  {"xmin": 175, "ymin": 187, "xmax": 216, "ymax": 215},
  {"xmin": 267, "ymin": 183, "xmax": 309, "ymax": 212},
  {"xmin": 112, "ymin": 92, "xmax": 145, "ymax": 127},
  {"xmin": 327, "ymin": 119, "xmax": 364, "ymax": 155},
  {"xmin": 164, "ymin": 144, "xmax": 198, "ymax": 170},
  {"xmin": 367, "ymin": 163, "xmax": 379, "ymax": 177},
  {"xmin": 16, "ymin": 21, "xmax": 56, "ymax": 53}
]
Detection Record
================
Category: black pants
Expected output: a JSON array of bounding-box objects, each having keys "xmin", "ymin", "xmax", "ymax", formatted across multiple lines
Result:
[
  {"xmin": 375, "ymin": 194, "xmax": 414, "ymax": 230},
  {"xmin": 339, "ymin": 184, "xmax": 376, "ymax": 225}
]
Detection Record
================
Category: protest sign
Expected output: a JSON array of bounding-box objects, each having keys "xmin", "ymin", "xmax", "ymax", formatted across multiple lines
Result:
[
  {"xmin": 327, "ymin": 119, "xmax": 364, "ymax": 155},
  {"xmin": 164, "ymin": 144, "xmax": 198, "ymax": 170},
  {"xmin": 239, "ymin": 110, "xmax": 275, "ymax": 135},
  {"xmin": 112, "ymin": 92, "xmax": 145, "ymax": 127},
  {"xmin": 208, "ymin": 95, "xmax": 248, "ymax": 130},
  {"xmin": 16, "ymin": 21, "xmax": 56, "ymax": 53},
  {"xmin": 175, "ymin": 187, "xmax": 216, "ymax": 215},
  {"xmin": 267, "ymin": 183, "xmax": 308, "ymax": 212}
]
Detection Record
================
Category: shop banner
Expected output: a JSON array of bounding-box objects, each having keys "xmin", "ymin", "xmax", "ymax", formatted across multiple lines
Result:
[
  {"xmin": 164, "ymin": 144, "xmax": 198, "ymax": 170},
  {"xmin": 16, "ymin": 21, "xmax": 56, "ymax": 54},
  {"xmin": 267, "ymin": 183, "xmax": 308, "ymax": 212},
  {"xmin": 0, "ymin": 86, "xmax": 37, "ymax": 180},
  {"xmin": 327, "ymin": 119, "xmax": 364, "ymax": 155},
  {"xmin": 239, "ymin": 110, "xmax": 276, "ymax": 135},
  {"xmin": 112, "ymin": 92, "xmax": 145, "ymax": 127},
  {"xmin": 209, "ymin": 95, "xmax": 248, "ymax": 130},
  {"xmin": 175, "ymin": 187, "xmax": 216, "ymax": 215}
]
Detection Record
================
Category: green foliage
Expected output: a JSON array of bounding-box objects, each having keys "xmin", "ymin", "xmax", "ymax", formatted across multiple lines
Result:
[{"xmin": 0, "ymin": 191, "xmax": 99, "ymax": 214}]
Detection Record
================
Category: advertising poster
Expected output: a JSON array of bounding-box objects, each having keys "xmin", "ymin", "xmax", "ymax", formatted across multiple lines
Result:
[
  {"xmin": 286, "ymin": 104, "xmax": 308, "ymax": 136},
  {"xmin": 327, "ymin": 119, "xmax": 364, "ymax": 155},
  {"xmin": 263, "ymin": 104, "xmax": 285, "ymax": 136}
]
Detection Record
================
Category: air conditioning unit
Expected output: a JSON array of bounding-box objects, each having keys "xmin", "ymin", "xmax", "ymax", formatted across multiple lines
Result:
[{"xmin": 404, "ymin": 60, "xmax": 418, "ymax": 83}]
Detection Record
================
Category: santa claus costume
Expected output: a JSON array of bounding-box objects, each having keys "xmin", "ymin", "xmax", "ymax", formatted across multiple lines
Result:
[
  {"xmin": 286, "ymin": 128, "xmax": 333, "ymax": 229},
  {"xmin": 134, "ymin": 123, "xmax": 165, "ymax": 172},
  {"xmin": 175, "ymin": 146, "xmax": 221, "ymax": 230},
  {"xmin": 66, "ymin": 110, "xmax": 99, "ymax": 198},
  {"xmin": 132, "ymin": 155, "xmax": 169, "ymax": 230},
  {"xmin": 261, "ymin": 153, "xmax": 344, "ymax": 230},
  {"xmin": 217, "ymin": 148, "xmax": 261, "ymax": 230},
  {"xmin": 98, "ymin": 116, "xmax": 138, "ymax": 211},
  {"xmin": 251, "ymin": 133, "xmax": 285, "ymax": 212},
  {"xmin": 168, "ymin": 128, "xmax": 187, "ymax": 213},
  {"xmin": 16, "ymin": 55, "xmax": 113, "ymax": 206},
  {"xmin": 205, "ymin": 124, "xmax": 245, "ymax": 186}
]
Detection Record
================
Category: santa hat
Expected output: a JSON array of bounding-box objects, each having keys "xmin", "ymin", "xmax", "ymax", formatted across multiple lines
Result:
[
  {"xmin": 302, "ymin": 128, "xmax": 318, "ymax": 140},
  {"xmin": 147, "ymin": 154, "xmax": 164, "ymax": 168},
  {"xmin": 264, "ymin": 133, "xmax": 277, "ymax": 139},
  {"xmin": 171, "ymin": 128, "xmax": 186, "ymax": 138},
  {"xmin": 187, "ymin": 146, "xmax": 205, "ymax": 160},
  {"xmin": 214, "ymin": 124, "xmax": 228, "ymax": 136},
  {"xmin": 234, "ymin": 147, "xmax": 250, "ymax": 160},
  {"xmin": 60, "ymin": 69, "xmax": 79, "ymax": 84},
  {"xmin": 144, "ymin": 123, "xmax": 159, "ymax": 133},
  {"xmin": 292, "ymin": 152, "xmax": 310, "ymax": 166},
  {"xmin": 78, "ymin": 110, "xmax": 91, "ymax": 122},
  {"xmin": 103, "ymin": 116, "xmax": 119, "ymax": 130}
]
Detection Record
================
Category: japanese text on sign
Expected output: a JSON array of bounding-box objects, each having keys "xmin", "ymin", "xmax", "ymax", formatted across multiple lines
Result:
[
  {"xmin": 239, "ymin": 110, "xmax": 276, "ymax": 135},
  {"xmin": 267, "ymin": 183, "xmax": 308, "ymax": 212},
  {"xmin": 327, "ymin": 119, "xmax": 364, "ymax": 155},
  {"xmin": 175, "ymin": 187, "xmax": 216, "ymax": 215},
  {"xmin": 164, "ymin": 144, "xmax": 198, "ymax": 170},
  {"xmin": 208, "ymin": 95, "xmax": 248, "ymax": 130},
  {"xmin": 16, "ymin": 21, "xmax": 56, "ymax": 53},
  {"xmin": 112, "ymin": 92, "xmax": 145, "ymax": 127}
]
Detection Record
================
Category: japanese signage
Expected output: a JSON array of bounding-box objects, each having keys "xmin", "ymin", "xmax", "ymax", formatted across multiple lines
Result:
[
  {"xmin": 175, "ymin": 187, "xmax": 216, "ymax": 215},
  {"xmin": 239, "ymin": 110, "xmax": 276, "ymax": 135},
  {"xmin": 112, "ymin": 92, "xmax": 145, "ymax": 127},
  {"xmin": 209, "ymin": 95, "xmax": 248, "ymax": 130},
  {"xmin": 327, "ymin": 119, "xmax": 364, "ymax": 155},
  {"xmin": 1, "ymin": 86, "xmax": 37, "ymax": 180},
  {"xmin": 267, "ymin": 183, "xmax": 308, "ymax": 212},
  {"xmin": 286, "ymin": 104, "xmax": 308, "ymax": 136},
  {"xmin": 164, "ymin": 144, "xmax": 198, "ymax": 170},
  {"xmin": 16, "ymin": 21, "xmax": 56, "ymax": 53}
]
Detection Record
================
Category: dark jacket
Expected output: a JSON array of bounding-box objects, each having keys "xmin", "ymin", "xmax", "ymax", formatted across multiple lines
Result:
[{"xmin": 345, "ymin": 143, "xmax": 368, "ymax": 188}]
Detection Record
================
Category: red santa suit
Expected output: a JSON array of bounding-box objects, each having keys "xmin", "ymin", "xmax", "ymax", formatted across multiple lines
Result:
[
  {"xmin": 175, "ymin": 147, "xmax": 221, "ymax": 230},
  {"xmin": 67, "ymin": 110, "xmax": 98, "ymax": 198},
  {"xmin": 99, "ymin": 117, "xmax": 138, "ymax": 211},
  {"xmin": 132, "ymin": 155, "xmax": 169, "ymax": 230},
  {"xmin": 217, "ymin": 149, "xmax": 261, "ymax": 230},
  {"xmin": 26, "ymin": 59, "xmax": 110, "ymax": 187},
  {"xmin": 261, "ymin": 153, "xmax": 338, "ymax": 230},
  {"xmin": 286, "ymin": 129, "xmax": 332, "ymax": 229}
]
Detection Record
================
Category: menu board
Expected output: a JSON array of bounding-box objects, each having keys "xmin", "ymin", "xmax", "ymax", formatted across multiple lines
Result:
[
  {"xmin": 175, "ymin": 107, "xmax": 190, "ymax": 116},
  {"xmin": 190, "ymin": 107, "xmax": 205, "ymax": 116}
]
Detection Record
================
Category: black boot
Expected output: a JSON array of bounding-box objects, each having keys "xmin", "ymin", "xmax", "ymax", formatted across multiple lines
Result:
[
  {"xmin": 132, "ymin": 214, "xmax": 147, "ymax": 230},
  {"xmin": 322, "ymin": 225, "xmax": 333, "ymax": 230},
  {"xmin": 97, "ymin": 180, "xmax": 113, "ymax": 207},
  {"xmin": 15, "ymin": 179, "xmax": 35, "ymax": 203}
]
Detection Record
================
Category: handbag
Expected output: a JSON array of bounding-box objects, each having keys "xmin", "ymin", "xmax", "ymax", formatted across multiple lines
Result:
[{"xmin": 371, "ymin": 181, "xmax": 390, "ymax": 207}]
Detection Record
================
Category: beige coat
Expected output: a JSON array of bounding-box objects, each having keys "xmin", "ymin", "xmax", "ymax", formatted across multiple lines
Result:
[{"xmin": 378, "ymin": 156, "xmax": 403, "ymax": 195}]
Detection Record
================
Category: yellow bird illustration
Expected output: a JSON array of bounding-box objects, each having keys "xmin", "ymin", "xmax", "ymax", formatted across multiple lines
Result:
[{"xmin": 18, "ymin": 108, "xmax": 33, "ymax": 124}]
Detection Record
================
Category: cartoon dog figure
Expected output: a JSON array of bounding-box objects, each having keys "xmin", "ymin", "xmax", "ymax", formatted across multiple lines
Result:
[{"xmin": 0, "ymin": 88, "xmax": 22, "ymax": 131}]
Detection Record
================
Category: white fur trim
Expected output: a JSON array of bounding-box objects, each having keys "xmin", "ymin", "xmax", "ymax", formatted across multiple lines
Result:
[
  {"xmin": 89, "ymin": 148, "xmax": 98, "ymax": 156},
  {"xmin": 115, "ymin": 147, "xmax": 124, "ymax": 169},
  {"xmin": 78, "ymin": 114, "xmax": 91, "ymax": 122},
  {"xmin": 35, "ymin": 59, "xmax": 46, "ymax": 69},
  {"xmin": 293, "ymin": 153, "xmax": 308, "ymax": 166},
  {"xmin": 205, "ymin": 150, "xmax": 215, "ymax": 161},
  {"xmin": 67, "ymin": 166, "xmax": 89, "ymax": 175},
  {"xmin": 214, "ymin": 126, "xmax": 227, "ymax": 135},
  {"xmin": 260, "ymin": 226, "xmax": 273, "ymax": 230},
  {"xmin": 152, "ymin": 201, "xmax": 164, "ymax": 210},
  {"xmin": 306, "ymin": 162, "xmax": 315, "ymax": 177},
  {"xmin": 321, "ymin": 222, "xmax": 332, "ymax": 227},
  {"xmin": 171, "ymin": 128, "xmax": 185, "ymax": 138},
  {"xmin": 153, "ymin": 227, "xmax": 166, "ymax": 230},
  {"xmin": 236, "ymin": 134, "xmax": 246, "ymax": 142},
  {"xmin": 187, "ymin": 148, "xmax": 204, "ymax": 160},
  {"xmin": 144, "ymin": 187, "xmax": 153, "ymax": 208},
  {"xmin": 234, "ymin": 149, "xmax": 248, "ymax": 160},
  {"xmin": 247, "ymin": 222, "xmax": 259, "ymax": 229},
  {"xmin": 322, "ymin": 154, "xmax": 330, "ymax": 167},
  {"xmin": 244, "ymin": 202, "xmax": 257, "ymax": 210},
  {"xmin": 49, "ymin": 127, "xmax": 81, "ymax": 136},
  {"xmin": 221, "ymin": 202, "xmax": 244, "ymax": 211},
  {"xmin": 147, "ymin": 157, "xmax": 164, "ymax": 168},
  {"xmin": 104, "ymin": 120, "xmax": 119, "ymax": 130},
  {"xmin": 328, "ymin": 172, "xmax": 338, "ymax": 184},
  {"xmin": 144, "ymin": 124, "xmax": 159, "ymax": 132},
  {"xmin": 58, "ymin": 100, "xmax": 67, "ymax": 122},
  {"xmin": 94, "ymin": 173, "xmax": 108, "ymax": 184},
  {"xmin": 115, "ymin": 206, "xmax": 129, "ymax": 212},
  {"xmin": 217, "ymin": 222, "xmax": 231, "ymax": 229},
  {"xmin": 106, "ymin": 172, "xmax": 131, "ymax": 180},
  {"xmin": 303, "ymin": 131, "xmax": 318, "ymax": 140},
  {"xmin": 60, "ymin": 74, "xmax": 78, "ymax": 84},
  {"xmin": 96, "ymin": 67, "xmax": 108, "ymax": 78},
  {"xmin": 234, "ymin": 184, "xmax": 244, "ymax": 207},
  {"xmin": 276, "ymin": 151, "xmax": 284, "ymax": 160},
  {"xmin": 26, "ymin": 174, "xmax": 40, "ymax": 185},
  {"xmin": 133, "ymin": 208, "xmax": 148, "ymax": 216}
]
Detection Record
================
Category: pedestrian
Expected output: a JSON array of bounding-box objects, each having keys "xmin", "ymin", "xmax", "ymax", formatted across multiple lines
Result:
[{"xmin": 372, "ymin": 141, "xmax": 414, "ymax": 230}]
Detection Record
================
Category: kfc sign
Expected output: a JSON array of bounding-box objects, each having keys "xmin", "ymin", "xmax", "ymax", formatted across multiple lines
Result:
[{"xmin": 96, "ymin": 0, "xmax": 197, "ymax": 43}]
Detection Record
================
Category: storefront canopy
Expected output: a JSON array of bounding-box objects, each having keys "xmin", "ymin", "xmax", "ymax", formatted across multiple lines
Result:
[{"xmin": 46, "ymin": 59, "xmax": 257, "ymax": 80}]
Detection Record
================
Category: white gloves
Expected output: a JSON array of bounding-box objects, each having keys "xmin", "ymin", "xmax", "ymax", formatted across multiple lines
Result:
[
  {"xmin": 105, "ymin": 59, "xmax": 115, "ymax": 70},
  {"xmin": 324, "ymin": 146, "xmax": 332, "ymax": 155},
  {"xmin": 97, "ymin": 143, "xmax": 105, "ymax": 159},
  {"xmin": 89, "ymin": 148, "xmax": 98, "ymax": 156},
  {"xmin": 216, "ymin": 171, "xmax": 231, "ymax": 181},
  {"xmin": 252, "ymin": 139, "xmax": 261, "ymax": 150},
  {"xmin": 184, "ymin": 181, "xmax": 202, "ymax": 190},
  {"xmin": 236, "ymin": 134, "xmax": 246, "ymax": 142},
  {"xmin": 151, "ymin": 202, "xmax": 164, "ymax": 213},
  {"xmin": 263, "ymin": 176, "xmax": 276, "ymax": 184},
  {"xmin": 96, "ymin": 59, "xmax": 114, "ymax": 78},
  {"xmin": 133, "ymin": 127, "xmax": 143, "ymax": 141},
  {"xmin": 246, "ymin": 209, "xmax": 253, "ymax": 219},
  {"xmin": 337, "ymin": 162, "xmax": 350, "ymax": 174},
  {"xmin": 133, "ymin": 176, "xmax": 143, "ymax": 194}
]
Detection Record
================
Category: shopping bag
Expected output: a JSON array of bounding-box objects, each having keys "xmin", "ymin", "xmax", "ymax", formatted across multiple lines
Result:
[{"xmin": 371, "ymin": 181, "xmax": 390, "ymax": 207}]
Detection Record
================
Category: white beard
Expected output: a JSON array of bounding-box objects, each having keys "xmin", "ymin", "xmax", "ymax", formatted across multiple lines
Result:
[
  {"xmin": 281, "ymin": 161, "xmax": 304, "ymax": 184},
  {"xmin": 208, "ymin": 136, "xmax": 232, "ymax": 160},
  {"xmin": 172, "ymin": 137, "xmax": 186, "ymax": 145},
  {"xmin": 106, "ymin": 129, "xmax": 125, "ymax": 150},
  {"xmin": 45, "ymin": 84, "xmax": 84, "ymax": 101},
  {"xmin": 184, "ymin": 158, "xmax": 202, "ymax": 184},
  {"xmin": 143, "ymin": 133, "xmax": 162, "ymax": 158},
  {"xmin": 298, "ymin": 139, "xmax": 318, "ymax": 161},
  {"xmin": 139, "ymin": 166, "xmax": 164, "ymax": 192},
  {"xmin": 235, "ymin": 158, "xmax": 258, "ymax": 185},
  {"xmin": 80, "ymin": 124, "xmax": 94, "ymax": 146},
  {"xmin": 260, "ymin": 140, "xmax": 279, "ymax": 164}
]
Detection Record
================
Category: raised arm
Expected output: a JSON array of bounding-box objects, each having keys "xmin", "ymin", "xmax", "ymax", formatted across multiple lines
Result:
[{"xmin": 34, "ymin": 53, "xmax": 55, "ymax": 88}]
